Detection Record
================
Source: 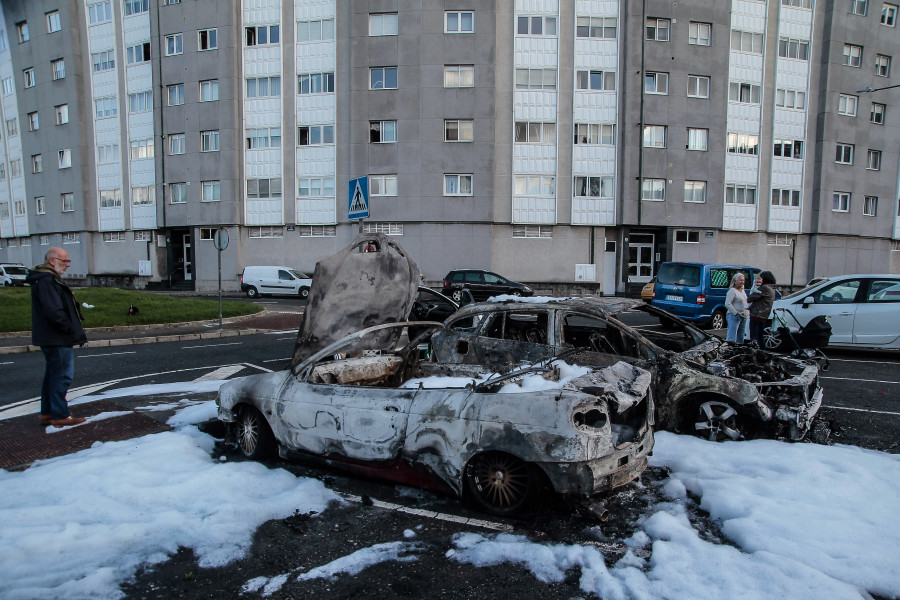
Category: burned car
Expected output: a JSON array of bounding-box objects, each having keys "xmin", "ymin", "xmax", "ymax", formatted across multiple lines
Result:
[
  {"xmin": 429, "ymin": 298, "xmax": 823, "ymax": 442},
  {"xmin": 218, "ymin": 322, "xmax": 654, "ymax": 516}
]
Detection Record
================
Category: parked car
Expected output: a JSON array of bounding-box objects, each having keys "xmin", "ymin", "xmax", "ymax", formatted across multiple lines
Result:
[
  {"xmin": 641, "ymin": 279, "xmax": 655, "ymax": 303},
  {"xmin": 442, "ymin": 269, "xmax": 533, "ymax": 303},
  {"xmin": 0, "ymin": 263, "xmax": 29, "ymax": 286},
  {"xmin": 768, "ymin": 274, "xmax": 900, "ymax": 350},
  {"xmin": 240, "ymin": 266, "xmax": 312, "ymax": 299},
  {"xmin": 429, "ymin": 297, "xmax": 823, "ymax": 442},
  {"xmin": 651, "ymin": 262, "xmax": 760, "ymax": 329}
]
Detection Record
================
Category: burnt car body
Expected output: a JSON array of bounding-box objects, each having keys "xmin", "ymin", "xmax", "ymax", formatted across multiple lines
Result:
[
  {"xmin": 429, "ymin": 298, "xmax": 823, "ymax": 441},
  {"xmin": 218, "ymin": 322, "xmax": 654, "ymax": 516}
]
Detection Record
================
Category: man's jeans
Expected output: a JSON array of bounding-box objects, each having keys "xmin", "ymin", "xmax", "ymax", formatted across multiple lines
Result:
[
  {"xmin": 726, "ymin": 313, "xmax": 746, "ymax": 344},
  {"xmin": 40, "ymin": 346, "xmax": 74, "ymax": 419}
]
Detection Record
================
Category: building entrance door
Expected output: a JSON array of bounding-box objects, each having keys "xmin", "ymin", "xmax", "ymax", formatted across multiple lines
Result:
[
  {"xmin": 182, "ymin": 234, "xmax": 192, "ymax": 281},
  {"xmin": 627, "ymin": 233, "xmax": 654, "ymax": 283}
]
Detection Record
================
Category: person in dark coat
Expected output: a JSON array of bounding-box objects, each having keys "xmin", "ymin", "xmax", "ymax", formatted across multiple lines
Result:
[
  {"xmin": 747, "ymin": 270, "xmax": 777, "ymax": 347},
  {"xmin": 27, "ymin": 248, "xmax": 88, "ymax": 428}
]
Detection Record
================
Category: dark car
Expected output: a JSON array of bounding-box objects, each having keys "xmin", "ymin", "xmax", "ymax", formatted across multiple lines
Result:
[{"xmin": 442, "ymin": 269, "xmax": 533, "ymax": 302}]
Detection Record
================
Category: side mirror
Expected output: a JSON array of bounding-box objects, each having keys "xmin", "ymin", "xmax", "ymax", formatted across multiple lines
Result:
[{"xmin": 801, "ymin": 296, "xmax": 815, "ymax": 307}]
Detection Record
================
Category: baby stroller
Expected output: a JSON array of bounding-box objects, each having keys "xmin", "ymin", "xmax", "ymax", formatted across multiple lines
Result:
[{"xmin": 763, "ymin": 308, "xmax": 831, "ymax": 370}]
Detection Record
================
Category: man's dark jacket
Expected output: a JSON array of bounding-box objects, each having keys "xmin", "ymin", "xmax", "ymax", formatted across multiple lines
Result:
[{"xmin": 26, "ymin": 265, "xmax": 87, "ymax": 347}]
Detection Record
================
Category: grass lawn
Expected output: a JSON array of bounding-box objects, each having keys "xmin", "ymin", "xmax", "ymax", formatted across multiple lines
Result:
[{"xmin": 0, "ymin": 287, "xmax": 262, "ymax": 333}]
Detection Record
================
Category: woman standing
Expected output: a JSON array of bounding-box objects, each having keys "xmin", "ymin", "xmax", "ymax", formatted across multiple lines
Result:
[
  {"xmin": 725, "ymin": 272, "xmax": 749, "ymax": 343},
  {"xmin": 747, "ymin": 270, "xmax": 777, "ymax": 346}
]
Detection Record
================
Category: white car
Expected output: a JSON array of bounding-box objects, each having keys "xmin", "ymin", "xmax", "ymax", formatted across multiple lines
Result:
[{"xmin": 769, "ymin": 274, "xmax": 900, "ymax": 350}]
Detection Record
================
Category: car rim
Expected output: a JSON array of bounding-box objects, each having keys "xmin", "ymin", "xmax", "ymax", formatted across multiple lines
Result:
[
  {"xmin": 238, "ymin": 410, "xmax": 260, "ymax": 455},
  {"xmin": 468, "ymin": 452, "xmax": 531, "ymax": 510},
  {"xmin": 452, "ymin": 291, "xmax": 462, "ymax": 302},
  {"xmin": 763, "ymin": 329, "xmax": 781, "ymax": 350},
  {"xmin": 693, "ymin": 401, "xmax": 743, "ymax": 442},
  {"xmin": 712, "ymin": 312, "xmax": 725, "ymax": 329}
]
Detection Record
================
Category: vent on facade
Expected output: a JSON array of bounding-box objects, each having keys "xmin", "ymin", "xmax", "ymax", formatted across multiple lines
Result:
[
  {"xmin": 767, "ymin": 234, "xmax": 794, "ymax": 246},
  {"xmin": 512, "ymin": 225, "xmax": 553, "ymax": 238}
]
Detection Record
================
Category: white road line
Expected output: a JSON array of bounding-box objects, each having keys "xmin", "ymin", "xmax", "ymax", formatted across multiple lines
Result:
[
  {"xmin": 265, "ymin": 329, "xmax": 297, "ymax": 335},
  {"xmin": 340, "ymin": 493, "xmax": 513, "ymax": 532},
  {"xmin": 193, "ymin": 364, "xmax": 246, "ymax": 381},
  {"xmin": 276, "ymin": 337, "xmax": 294, "ymax": 342},
  {"xmin": 243, "ymin": 362, "xmax": 274, "ymax": 373},
  {"xmin": 825, "ymin": 357, "xmax": 900, "ymax": 366},
  {"xmin": 821, "ymin": 376, "xmax": 900, "ymax": 385},
  {"xmin": 827, "ymin": 406, "xmax": 900, "ymax": 417},
  {"xmin": 262, "ymin": 357, "xmax": 291, "ymax": 363},
  {"xmin": 0, "ymin": 361, "xmax": 13, "ymax": 365},
  {"xmin": 80, "ymin": 351, "xmax": 138, "ymax": 358},
  {"xmin": 182, "ymin": 342, "xmax": 243, "ymax": 349}
]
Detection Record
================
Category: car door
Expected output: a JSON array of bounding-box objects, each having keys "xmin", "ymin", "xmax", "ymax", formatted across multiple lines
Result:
[
  {"xmin": 853, "ymin": 278, "xmax": 900, "ymax": 347},
  {"xmin": 464, "ymin": 271, "xmax": 487, "ymax": 299},
  {"xmin": 482, "ymin": 272, "xmax": 509, "ymax": 297},
  {"xmin": 791, "ymin": 278, "xmax": 863, "ymax": 344},
  {"xmin": 471, "ymin": 310, "xmax": 555, "ymax": 365}
]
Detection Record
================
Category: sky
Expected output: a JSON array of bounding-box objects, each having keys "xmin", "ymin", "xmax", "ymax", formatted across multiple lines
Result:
[{"xmin": 0, "ymin": 379, "xmax": 898, "ymax": 600}]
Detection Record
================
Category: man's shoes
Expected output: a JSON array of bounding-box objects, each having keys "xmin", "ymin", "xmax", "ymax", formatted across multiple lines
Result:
[
  {"xmin": 40, "ymin": 415, "xmax": 52, "ymax": 425},
  {"xmin": 50, "ymin": 416, "xmax": 87, "ymax": 428}
]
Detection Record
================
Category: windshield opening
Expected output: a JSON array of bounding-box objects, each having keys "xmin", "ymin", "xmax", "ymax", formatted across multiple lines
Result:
[{"xmin": 656, "ymin": 264, "xmax": 701, "ymax": 287}]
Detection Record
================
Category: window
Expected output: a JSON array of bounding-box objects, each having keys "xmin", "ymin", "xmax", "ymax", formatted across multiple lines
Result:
[
  {"xmin": 832, "ymin": 192, "xmax": 850, "ymax": 212},
  {"xmin": 23, "ymin": 68, "xmax": 35, "ymax": 88},
  {"xmin": 645, "ymin": 72, "xmax": 668, "ymax": 94},
  {"xmin": 168, "ymin": 133, "xmax": 186, "ymax": 155},
  {"xmin": 62, "ymin": 193, "xmax": 74, "ymax": 212},
  {"xmin": 446, "ymin": 119, "xmax": 475, "ymax": 142},
  {"xmin": 778, "ymin": 37, "xmax": 810, "ymax": 60},
  {"xmin": 776, "ymin": 88, "xmax": 806, "ymax": 109},
  {"xmin": 864, "ymin": 196, "xmax": 878, "ymax": 216},
  {"xmin": 773, "ymin": 139, "xmax": 804, "ymax": 158},
  {"xmin": 370, "ymin": 175, "xmax": 398, "ymax": 196},
  {"xmin": 517, "ymin": 15, "xmax": 558, "ymax": 36},
  {"xmin": 835, "ymin": 143, "xmax": 854, "ymax": 164},
  {"xmin": 62, "ymin": 233, "xmax": 79, "ymax": 245},
  {"xmin": 771, "ymin": 188, "xmax": 801, "ymax": 207},
  {"xmin": 642, "ymin": 179, "xmax": 666, "ymax": 201},
  {"xmin": 729, "ymin": 82, "xmax": 761, "ymax": 104},
  {"xmin": 444, "ymin": 65, "xmax": 474, "ymax": 87},
  {"xmin": 0, "ymin": 164, "xmax": 5, "ymax": 179},
  {"xmin": 124, "ymin": 0, "xmax": 149, "ymax": 16},
  {"xmin": 643, "ymin": 125, "xmax": 667, "ymax": 148},
  {"xmin": 130, "ymin": 138, "xmax": 154, "ymax": 159},
  {"xmin": 9, "ymin": 159, "xmax": 21, "ymax": 177},
  {"xmin": 46, "ymin": 11, "xmax": 61, "ymax": 33},
  {"xmin": 198, "ymin": 29, "xmax": 217, "ymax": 50},
  {"xmin": 445, "ymin": 11, "xmax": 474, "ymax": 33},
  {"xmin": 128, "ymin": 90, "xmax": 153, "ymax": 113},
  {"xmin": 27, "ymin": 112, "xmax": 39, "ymax": 131},
  {"xmin": 6, "ymin": 118, "xmax": 17, "ymax": 136},
  {"xmin": 246, "ymin": 127, "xmax": 281, "ymax": 149},
  {"xmin": 514, "ymin": 121, "xmax": 555, "ymax": 144},
  {"xmin": 55, "ymin": 104, "xmax": 69, "ymax": 125},
  {"xmin": 516, "ymin": 68, "xmax": 557, "ymax": 89},
  {"xmin": 249, "ymin": 226, "xmax": 284, "ymax": 238},
  {"xmin": 97, "ymin": 143, "xmax": 119, "ymax": 163},
  {"xmin": 368, "ymin": 13, "xmax": 398, "ymax": 36},
  {"xmin": 875, "ymin": 54, "xmax": 891, "ymax": 77},
  {"xmin": 200, "ymin": 79, "xmax": 219, "ymax": 101},
  {"xmin": 103, "ymin": 232, "xmax": 126, "ymax": 243},
  {"xmin": 576, "ymin": 16, "xmax": 617, "ymax": 39},
  {"xmin": 369, "ymin": 120, "xmax": 397, "ymax": 143},
  {"xmin": 514, "ymin": 175, "xmax": 556, "ymax": 196},
  {"xmin": 126, "ymin": 42, "xmax": 151, "ymax": 64},
  {"xmin": 687, "ymin": 128, "xmax": 708, "ymax": 151},
  {"xmin": 867, "ymin": 149, "xmax": 882, "ymax": 170},
  {"xmin": 58, "ymin": 149, "xmax": 71, "ymax": 169},
  {"xmin": 200, "ymin": 130, "xmax": 219, "ymax": 152},
  {"xmin": 99, "ymin": 189, "xmax": 121, "ymax": 208},
  {"xmin": 169, "ymin": 183, "xmax": 187, "ymax": 204},
  {"xmin": 574, "ymin": 123, "xmax": 616, "ymax": 145},
  {"xmin": 646, "ymin": 18, "xmax": 670, "ymax": 41},
  {"xmin": 168, "ymin": 84, "xmax": 184, "ymax": 106},
  {"xmin": 574, "ymin": 176, "xmax": 614, "ymax": 198},
  {"xmin": 782, "ymin": 0, "xmax": 812, "ymax": 6},
  {"xmin": 837, "ymin": 94, "xmax": 858, "ymax": 117},
  {"xmin": 89, "ymin": 2, "xmax": 112, "ymax": 25},
  {"xmin": 1, "ymin": 78, "xmax": 13, "ymax": 96},
  {"xmin": 727, "ymin": 133, "xmax": 759, "ymax": 155},
  {"xmin": 300, "ymin": 18, "xmax": 335, "ymax": 41},
  {"xmin": 883, "ymin": 3, "xmax": 898, "ymax": 25},
  {"xmin": 363, "ymin": 222, "xmax": 404, "ymax": 236},
  {"xmin": 298, "ymin": 72, "xmax": 335, "ymax": 94},
  {"xmin": 248, "ymin": 178, "xmax": 283, "ymax": 199},
  {"xmin": 92, "ymin": 49, "xmax": 115, "ymax": 72},
  {"xmin": 202, "ymin": 181, "xmax": 220, "ymax": 202},
  {"xmin": 134, "ymin": 230, "xmax": 153, "ymax": 241},
  {"xmin": 576, "ymin": 70, "xmax": 615, "ymax": 90},
  {"xmin": 512, "ymin": 225, "xmax": 553, "ymax": 238},
  {"xmin": 684, "ymin": 181, "xmax": 707, "ymax": 203},
  {"xmin": 370, "ymin": 67, "xmax": 398, "ymax": 90},
  {"xmin": 725, "ymin": 184, "xmax": 757, "ymax": 204},
  {"xmin": 296, "ymin": 177, "xmax": 332, "ymax": 197},
  {"xmin": 132, "ymin": 185, "xmax": 154, "ymax": 205},
  {"xmin": 687, "ymin": 75, "xmax": 710, "ymax": 98},
  {"xmin": 675, "ymin": 230, "xmax": 700, "ymax": 243},
  {"xmin": 689, "ymin": 22, "xmax": 711, "ymax": 45},
  {"xmin": 16, "ymin": 21, "xmax": 29, "ymax": 43},
  {"xmin": 52, "ymin": 59, "xmax": 65, "ymax": 80},
  {"xmin": 871, "ymin": 102, "xmax": 886, "ymax": 124},
  {"xmin": 851, "ymin": 0, "xmax": 869, "ymax": 14},
  {"xmin": 14, "ymin": 200, "xmax": 26, "ymax": 216},
  {"xmin": 843, "ymin": 44, "xmax": 863, "ymax": 67},
  {"xmin": 298, "ymin": 124, "xmax": 334, "ymax": 145},
  {"xmin": 731, "ymin": 30, "xmax": 764, "ymax": 54},
  {"xmin": 444, "ymin": 174, "xmax": 473, "ymax": 195},
  {"xmin": 246, "ymin": 75, "xmax": 281, "ymax": 97},
  {"xmin": 198, "ymin": 228, "xmax": 216, "ymax": 241},
  {"xmin": 166, "ymin": 34, "xmax": 183, "ymax": 56},
  {"xmin": 36, "ymin": 196, "xmax": 45, "ymax": 214},
  {"xmin": 246, "ymin": 25, "xmax": 280, "ymax": 46},
  {"xmin": 31, "ymin": 154, "xmax": 43, "ymax": 173}
]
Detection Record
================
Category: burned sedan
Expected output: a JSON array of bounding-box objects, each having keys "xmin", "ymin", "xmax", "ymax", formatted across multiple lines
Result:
[
  {"xmin": 218, "ymin": 322, "xmax": 654, "ymax": 516},
  {"xmin": 430, "ymin": 298, "xmax": 823, "ymax": 442}
]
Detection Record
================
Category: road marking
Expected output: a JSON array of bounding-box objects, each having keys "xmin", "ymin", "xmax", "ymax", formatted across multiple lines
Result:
[
  {"xmin": 243, "ymin": 362, "xmax": 274, "ymax": 373},
  {"xmin": 824, "ymin": 357, "xmax": 900, "ymax": 366},
  {"xmin": 821, "ymin": 376, "xmax": 900, "ymax": 385},
  {"xmin": 193, "ymin": 365, "xmax": 245, "ymax": 381},
  {"xmin": 827, "ymin": 406, "xmax": 900, "ymax": 417},
  {"xmin": 276, "ymin": 337, "xmax": 294, "ymax": 342},
  {"xmin": 182, "ymin": 342, "xmax": 243, "ymax": 349},
  {"xmin": 265, "ymin": 329, "xmax": 297, "ymax": 335},
  {"xmin": 80, "ymin": 351, "xmax": 138, "ymax": 358},
  {"xmin": 0, "ymin": 361, "xmax": 13, "ymax": 365},
  {"xmin": 340, "ymin": 493, "xmax": 513, "ymax": 532},
  {"xmin": 262, "ymin": 357, "xmax": 291, "ymax": 363}
]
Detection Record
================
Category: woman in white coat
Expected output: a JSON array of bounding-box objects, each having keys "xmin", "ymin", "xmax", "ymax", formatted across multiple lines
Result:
[{"xmin": 724, "ymin": 272, "xmax": 749, "ymax": 343}]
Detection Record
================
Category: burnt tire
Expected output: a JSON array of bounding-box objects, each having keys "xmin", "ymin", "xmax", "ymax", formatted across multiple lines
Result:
[
  {"xmin": 709, "ymin": 309, "xmax": 726, "ymax": 330},
  {"xmin": 235, "ymin": 406, "xmax": 276, "ymax": 460},
  {"xmin": 246, "ymin": 286, "xmax": 259, "ymax": 299},
  {"xmin": 464, "ymin": 451, "xmax": 539, "ymax": 516},
  {"xmin": 298, "ymin": 286, "xmax": 310, "ymax": 299},
  {"xmin": 684, "ymin": 399, "xmax": 748, "ymax": 442}
]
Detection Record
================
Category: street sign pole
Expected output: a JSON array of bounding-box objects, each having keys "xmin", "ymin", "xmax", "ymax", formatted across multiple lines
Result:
[{"xmin": 213, "ymin": 228, "xmax": 230, "ymax": 329}]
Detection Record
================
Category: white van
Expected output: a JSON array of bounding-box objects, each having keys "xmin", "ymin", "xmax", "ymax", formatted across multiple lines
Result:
[
  {"xmin": 0, "ymin": 263, "xmax": 29, "ymax": 286},
  {"xmin": 240, "ymin": 266, "xmax": 312, "ymax": 298}
]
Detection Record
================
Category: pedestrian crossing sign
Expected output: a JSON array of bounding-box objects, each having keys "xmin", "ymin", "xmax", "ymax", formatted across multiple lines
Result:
[{"xmin": 348, "ymin": 176, "xmax": 370, "ymax": 220}]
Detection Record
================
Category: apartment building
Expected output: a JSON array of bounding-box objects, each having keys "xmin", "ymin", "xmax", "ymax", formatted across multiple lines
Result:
[{"xmin": 0, "ymin": 0, "xmax": 898, "ymax": 294}]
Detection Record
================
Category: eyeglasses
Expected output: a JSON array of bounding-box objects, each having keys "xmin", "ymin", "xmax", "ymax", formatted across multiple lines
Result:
[{"xmin": 51, "ymin": 258, "xmax": 72, "ymax": 264}]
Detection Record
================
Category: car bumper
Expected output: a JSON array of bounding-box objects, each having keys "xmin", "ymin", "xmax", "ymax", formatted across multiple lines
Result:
[{"xmin": 774, "ymin": 386, "xmax": 824, "ymax": 441}]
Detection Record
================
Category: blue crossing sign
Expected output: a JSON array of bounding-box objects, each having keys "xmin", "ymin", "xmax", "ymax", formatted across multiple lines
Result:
[{"xmin": 348, "ymin": 176, "xmax": 370, "ymax": 220}]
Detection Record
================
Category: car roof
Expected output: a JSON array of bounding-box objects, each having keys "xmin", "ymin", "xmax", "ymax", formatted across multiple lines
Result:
[
  {"xmin": 658, "ymin": 261, "xmax": 758, "ymax": 270},
  {"xmin": 446, "ymin": 296, "xmax": 643, "ymax": 318}
]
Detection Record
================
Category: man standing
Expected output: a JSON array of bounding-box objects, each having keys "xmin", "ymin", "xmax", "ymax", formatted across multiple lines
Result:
[{"xmin": 26, "ymin": 248, "xmax": 88, "ymax": 428}]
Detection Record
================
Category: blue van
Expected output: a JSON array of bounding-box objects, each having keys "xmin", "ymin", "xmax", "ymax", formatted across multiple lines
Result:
[{"xmin": 650, "ymin": 262, "xmax": 760, "ymax": 329}]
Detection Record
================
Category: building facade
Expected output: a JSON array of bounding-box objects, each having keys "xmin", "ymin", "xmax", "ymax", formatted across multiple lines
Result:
[{"xmin": 0, "ymin": 0, "xmax": 898, "ymax": 294}]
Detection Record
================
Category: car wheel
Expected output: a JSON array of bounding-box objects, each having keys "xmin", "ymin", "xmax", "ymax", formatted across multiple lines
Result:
[
  {"xmin": 451, "ymin": 289, "xmax": 464, "ymax": 303},
  {"xmin": 709, "ymin": 309, "xmax": 726, "ymax": 330},
  {"xmin": 235, "ymin": 406, "xmax": 276, "ymax": 460},
  {"xmin": 763, "ymin": 327, "xmax": 783, "ymax": 351},
  {"xmin": 246, "ymin": 286, "xmax": 259, "ymax": 299},
  {"xmin": 685, "ymin": 399, "xmax": 747, "ymax": 442},
  {"xmin": 511, "ymin": 291, "xmax": 522, "ymax": 297},
  {"xmin": 298, "ymin": 286, "xmax": 310, "ymax": 299},
  {"xmin": 464, "ymin": 451, "xmax": 539, "ymax": 516}
]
